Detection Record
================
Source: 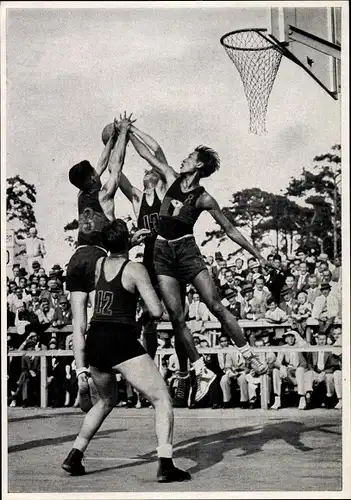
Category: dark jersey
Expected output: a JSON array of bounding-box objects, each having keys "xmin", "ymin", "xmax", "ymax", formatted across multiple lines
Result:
[
  {"xmin": 77, "ymin": 186, "xmax": 110, "ymax": 248},
  {"xmin": 91, "ymin": 259, "xmax": 138, "ymax": 325},
  {"xmin": 137, "ymin": 191, "xmax": 161, "ymax": 264},
  {"xmin": 158, "ymin": 177, "xmax": 204, "ymax": 240}
]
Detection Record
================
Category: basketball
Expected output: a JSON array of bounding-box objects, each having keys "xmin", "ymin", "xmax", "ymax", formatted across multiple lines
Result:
[{"xmin": 101, "ymin": 122, "xmax": 114, "ymax": 145}]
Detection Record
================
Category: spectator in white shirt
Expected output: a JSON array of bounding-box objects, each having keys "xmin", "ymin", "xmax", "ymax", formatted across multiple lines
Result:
[
  {"xmin": 265, "ymin": 297, "xmax": 289, "ymax": 324},
  {"xmin": 320, "ymin": 269, "xmax": 339, "ymax": 297},
  {"xmin": 187, "ymin": 292, "xmax": 211, "ymax": 334},
  {"xmin": 311, "ymin": 283, "xmax": 340, "ymax": 335},
  {"xmin": 306, "ymin": 275, "xmax": 322, "ymax": 304},
  {"xmin": 253, "ymin": 276, "xmax": 271, "ymax": 307},
  {"xmin": 295, "ymin": 262, "xmax": 310, "ymax": 293},
  {"xmin": 21, "ymin": 227, "xmax": 47, "ymax": 270}
]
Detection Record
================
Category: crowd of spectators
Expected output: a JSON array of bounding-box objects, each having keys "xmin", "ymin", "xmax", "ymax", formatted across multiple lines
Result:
[{"xmin": 7, "ymin": 245, "xmax": 342, "ymax": 411}]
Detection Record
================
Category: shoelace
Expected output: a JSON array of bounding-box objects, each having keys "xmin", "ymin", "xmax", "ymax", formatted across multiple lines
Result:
[{"xmin": 175, "ymin": 378, "xmax": 187, "ymax": 399}]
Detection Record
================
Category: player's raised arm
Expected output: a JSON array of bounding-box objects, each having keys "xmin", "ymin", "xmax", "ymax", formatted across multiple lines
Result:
[
  {"xmin": 95, "ymin": 124, "xmax": 118, "ymax": 177},
  {"xmin": 101, "ymin": 115, "xmax": 131, "ymax": 198},
  {"xmin": 200, "ymin": 192, "xmax": 269, "ymax": 267},
  {"xmin": 130, "ymin": 125, "xmax": 168, "ymax": 163},
  {"xmin": 129, "ymin": 132, "xmax": 177, "ymax": 185},
  {"xmin": 132, "ymin": 263, "xmax": 163, "ymax": 319},
  {"xmin": 119, "ymin": 172, "xmax": 142, "ymax": 217}
]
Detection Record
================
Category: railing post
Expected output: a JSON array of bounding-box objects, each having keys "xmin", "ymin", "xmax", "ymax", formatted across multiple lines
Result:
[
  {"xmin": 259, "ymin": 352, "xmax": 269, "ymax": 410},
  {"xmin": 40, "ymin": 355, "xmax": 48, "ymax": 408}
]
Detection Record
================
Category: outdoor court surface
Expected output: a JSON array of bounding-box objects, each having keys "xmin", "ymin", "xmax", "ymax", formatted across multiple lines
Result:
[{"xmin": 8, "ymin": 407, "xmax": 342, "ymax": 494}]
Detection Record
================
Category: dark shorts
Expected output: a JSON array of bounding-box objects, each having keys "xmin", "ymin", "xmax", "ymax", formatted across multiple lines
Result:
[
  {"xmin": 66, "ymin": 246, "xmax": 107, "ymax": 293},
  {"xmin": 153, "ymin": 236, "xmax": 207, "ymax": 284},
  {"xmin": 85, "ymin": 321, "xmax": 146, "ymax": 371}
]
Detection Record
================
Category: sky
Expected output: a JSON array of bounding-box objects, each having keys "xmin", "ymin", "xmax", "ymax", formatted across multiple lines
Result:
[{"xmin": 4, "ymin": 1, "xmax": 344, "ymax": 269}]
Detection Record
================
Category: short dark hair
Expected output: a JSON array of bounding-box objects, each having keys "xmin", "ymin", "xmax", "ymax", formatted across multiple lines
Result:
[
  {"xmin": 195, "ymin": 145, "xmax": 220, "ymax": 178},
  {"xmin": 102, "ymin": 219, "xmax": 129, "ymax": 253},
  {"xmin": 273, "ymin": 254, "xmax": 282, "ymax": 262},
  {"xmin": 69, "ymin": 160, "xmax": 95, "ymax": 190},
  {"xmin": 267, "ymin": 297, "xmax": 277, "ymax": 306}
]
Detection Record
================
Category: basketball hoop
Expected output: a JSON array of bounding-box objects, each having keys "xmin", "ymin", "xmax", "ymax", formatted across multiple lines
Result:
[{"xmin": 220, "ymin": 29, "xmax": 284, "ymax": 135}]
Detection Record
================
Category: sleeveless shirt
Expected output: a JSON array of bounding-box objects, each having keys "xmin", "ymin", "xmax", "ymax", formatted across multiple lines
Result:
[
  {"xmin": 91, "ymin": 259, "xmax": 138, "ymax": 325},
  {"xmin": 137, "ymin": 190, "xmax": 161, "ymax": 261},
  {"xmin": 77, "ymin": 186, "xmax": 110, "ymax": 247},
  {"xmin": 158, "ymin": 177, "xmax": 205, "ymax": 240}
]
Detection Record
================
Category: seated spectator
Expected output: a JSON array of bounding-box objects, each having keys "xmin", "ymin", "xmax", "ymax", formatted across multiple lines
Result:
[
  {"xmin": 246, "ymin": 330, "xmax": 277, "ymax": 408},
  {"xmin": 306, "ymin": 274, "xmax": 322, "ymax": 303},
  {"xmin": 265, "ymin": 297, "xmax": 289, "ymax": 324},
  {"xmin": 7, "ymin": 302, "xmax": 16, "ymax": 327},
  {"xmin": 217, "ymin": 335, "xmax": 249, "ymax": 408},
  {"xmin": 306, "ymin": 248, "xmax": 318, "ymax": 274},
  {"xmin": 29, "ymin": 281, "xmax": 40, "ymax": 298},
  {"xmin": 266, "ymin": 254, "xmax": 288, "ymax": 303},
  {"xmin": 241, "ymin": 283, "xmax": 266, "ymax": 321},
  {"xmin": 284, "ymin": 274, "xmax": 297, "ymax": 297},
  {"xmin": 11, "ymin": 263, "xmax": 21, "ymax": 286},
  {"xmin": 331, "ymin": 256, "xmax": 341, "ymax": 283},
  {"xmin": 199, "ymin": 339, "xmax": 223, "ymax": 409},
  {"xmin": 15, "ymin": 300, "xmax": 39, "ymax": 336},
  {"xmin": 290, "ymin": 291, "xmax": 312, "ymax": 338},
  {"xmin": 279, "ymin": 286, "xmax": 298, "ymax": 316},
  {"xmin": 47, "ymin": 337, "xmax": 67, "ymax": 408},
  {"xmin": 253, "ymin": 276, "xmax": 271, "ymax": 308},
  {"xmin": 318, "ymin": 252, "xmax": 335, "ymax": 273},
  {"xmin": 11, "ymin": 332, "xmax": 42, "ymax": 407},
  {"xmin": 271, "ymin": 331, "xmax": 309, "ymax": 410},
  {"xmin": 315, "ymin": 260, "xmax": 329, "ymax": 283},
  {"xmin": 311, "ymin": 283, "xmax": 340, "ymax": 335},
  {"xmin": 220, "ymin": 269, "xmax": 237, "ymax": 295},
  {"xmin": 50, "ymin": 264, "xmax": 66, "ymax": 289},
  {"xmin": 232, "ymin": 257, "xmax": 246, "ymax": 278},
  {"xmin": 187, "ymin": 292, "xmax": 211, "ymax": 334},
  {"xmin": 37, "ymin": 267, "xmax": 48, "ymax": 279},
  {"xmin": 320, "ymin": 269, "xmax": 339, "ymax": 296},
  {"xmin": 52, "ymin": 295, "xmax": 72, "ymax": 328},
  {"xmin": 305, "ymin": 331, "xmax": 342, "ymax": 409},
  {"xmin": 35, "ymin": 298, "xmax": 55, "ymax": 338},
  {"xmin": 38, "ymin": 276, "xmax": 49, "ymax": 300},
  {"xmin": 222, "ymin": 288, "xmax": 241, "ymax": 320}
]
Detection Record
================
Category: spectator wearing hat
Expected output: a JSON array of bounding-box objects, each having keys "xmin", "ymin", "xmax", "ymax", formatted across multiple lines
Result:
[
  {"xmin": 305, "ymin": 275, "xmax": 322, "ymax": 304},
  {"xmin": 240, "ymin": 283, "xmax": 266, "ymax": 321},
  {"xmin": 222, "ymin": 288, "xmax": 241, "ymax": 320},
  {"xmin": 271, "ymin": 330, "xmax": 309, "ymax": 411},
  {"xmin": 253, "ymin": 276, "xmax": 271, "ymax": 309},
  {"xmin": 217, "ymin": 335, "xmax": 249, "ymax": 409},
  {"xmin": 305, "ymin": 331, "xmax": 342, "ymax": 409},
  {"xmin": 311, "ymin": 283, "xmax": 340, "ymax": 335},
  {"xmin": 28, "ymin": 260, "xmax": 41, "ymax": 282},
  {"xmin": 265, "ymin": 297, "xmax": 289, "ymax": 324},
  {"xmin": 279, "ymin": 286, "xmax": 298, "ymax": 317}
]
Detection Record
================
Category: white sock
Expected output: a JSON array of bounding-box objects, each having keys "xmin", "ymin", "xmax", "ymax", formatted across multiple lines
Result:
[
  {"xmin": 238, "ymin": 344, "xmax": 252, "ymax": 359},
  {"xmin": 191, "ymin": 357, "xmax": 205, "ymax": 374},
  {"xmin": 157, "ymin": 444, "xmax": 173, "ymax": 458}
]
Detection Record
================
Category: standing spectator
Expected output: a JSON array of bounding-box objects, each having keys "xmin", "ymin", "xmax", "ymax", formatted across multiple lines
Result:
[
  {"xmin": 305, "ymin": 332, "xmax": 342, "ymax": 409},
  {"xmin": 13, "ymin": 332, "xmax": 42, "ymax": 407},
  {"xmin": 266, "ymin": 254, "xmax": 288, "ymax": 303},
  {"xmin": 311, "ymin": 283, "xmax": 340, "ymax": 335},
  {"xmin": 306, "ymin": 275, "xmax": 322, "ymax": 304},
  {"xmin": 19, "ymin": 226, "xmax": 46, "ymax": 270},
  {"xmin": 295, "ymin": 262, "xmax": 310, "ymax": 293},
  {"xmin": 271, "ymin": 331, "xmax": 309, "ymax": 410},
  {"xmin": 265, "ymin": 297, "xmax": 289, "ymax": 324},
  {"xmin": 217, "ymin": 335, "xmax": 249, "ymax": 408}
]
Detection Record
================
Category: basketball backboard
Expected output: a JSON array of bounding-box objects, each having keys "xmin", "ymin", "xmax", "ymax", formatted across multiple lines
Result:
[{"xmin": 269, "ymin": 6, "xmax": 341, "ymax": 99}]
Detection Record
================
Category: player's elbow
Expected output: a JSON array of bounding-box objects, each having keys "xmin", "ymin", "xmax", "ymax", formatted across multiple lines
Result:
[{"xmin": 148, "ymin": 303, "xmax": 163, "ymax": 320}]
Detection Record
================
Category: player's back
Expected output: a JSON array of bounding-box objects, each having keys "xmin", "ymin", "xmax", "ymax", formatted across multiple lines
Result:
[{"xmin": 77, "ymin": 186, "xmax": 110, "ymax": 247}]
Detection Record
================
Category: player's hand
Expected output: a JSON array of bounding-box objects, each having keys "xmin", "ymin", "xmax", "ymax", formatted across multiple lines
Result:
[
  {"xmin": 116, "ymin": 112, "xmax": 137, "ymax": 131},
  {"xmin": 77, "ymin": 372, "xmax": 89, "ymax": 389},
  {"xmin": 130, "ymin": 228, "xmax": 151, "ymax": 247}
]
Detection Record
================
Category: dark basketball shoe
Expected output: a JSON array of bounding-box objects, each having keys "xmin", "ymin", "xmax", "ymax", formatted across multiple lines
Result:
[
  {"xmin": 157, "ymin": 458, "xmax": 191, "ymax": 483},
  {"xmin": 172, "ymin": 375, "xmax": 191, "ymax": 407},
  {"xmin": 62, "ymin": 448, "xmax": 85, "ymax": 476}
]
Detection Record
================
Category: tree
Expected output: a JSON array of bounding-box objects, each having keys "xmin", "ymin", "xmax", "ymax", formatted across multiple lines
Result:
[
  {"xmin": 6, "ymin": 175, "xmax": 37, "ymax": 240},
  {"xmin": 286, "ymin": 144, "xmax": 341, "ymax": 257},
  {"xmin": 257, "ymin": 194, "xmax": 314, "ymax": 256},
  {"xmin": 201, "ymin": 188, "xmax": 272, "ymax": 249}
]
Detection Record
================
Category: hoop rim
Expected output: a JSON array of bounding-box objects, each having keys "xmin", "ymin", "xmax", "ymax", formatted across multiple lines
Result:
[{"xmin": 220, "ymin": 28, "xmax": 283, "ymax": 52}]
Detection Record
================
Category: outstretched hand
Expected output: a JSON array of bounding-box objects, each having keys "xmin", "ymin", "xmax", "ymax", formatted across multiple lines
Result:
[
  {"xmin": 130, "ymin": 228, "xmax": 151, "ymax": 248},
  {"xmin": 114, "ymin": 111, "xmax": 137, "ymax": 132}
]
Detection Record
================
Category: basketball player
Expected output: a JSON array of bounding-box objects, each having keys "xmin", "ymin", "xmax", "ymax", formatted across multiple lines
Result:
[
  {"xmin": 66, "ymin": 114, "xmax": 148, "ymax": 412},
  {"xmin": 62, "ymin": 219, "xmax": 190, "ymax": 483},
  {"xmin": 128, "ymin": 131, "xmax": 269, "ymax": 404}
]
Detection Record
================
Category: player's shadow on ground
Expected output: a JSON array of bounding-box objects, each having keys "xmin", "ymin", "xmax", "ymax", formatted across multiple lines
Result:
[
  {"xmin": 8, "ymin": 428, "xmax": 127, "ymax": 453},
  {"xmin": 8, "ymin": 410, "xmax": 79, "ymax": 423},
  {"xmin": 91, "ymin": 420, "xmax": 340, "ymax": 476}
]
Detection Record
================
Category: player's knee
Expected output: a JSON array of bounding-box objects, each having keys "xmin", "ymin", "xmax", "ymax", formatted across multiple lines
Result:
[
  {"xmin": 149, "ymin": 387, "xmax": 173, "ymax": 414},
  {"xmin": 100, "ymin": 394, "xmax": 118, "ymax": 412},
  {"xmin": 169, "ymin": 310, "xmax": 187, "ymax": 328}
]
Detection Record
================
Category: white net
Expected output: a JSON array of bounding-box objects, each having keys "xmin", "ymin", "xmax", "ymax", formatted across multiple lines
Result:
[{"xmin": 221, "ymin": 30, "xmax": 283, "ymax": 135}]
